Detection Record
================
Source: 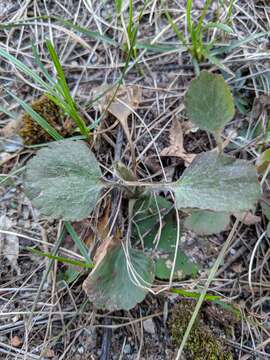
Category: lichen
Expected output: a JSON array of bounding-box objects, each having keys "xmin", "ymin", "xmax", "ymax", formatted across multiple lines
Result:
[
  {"xmin": 19, "ymin": 95, "xmax": 74, "ymax": 145},
  {"xmin": 169, "ymin": 300, "xmax": 233, "ymax": 360}
]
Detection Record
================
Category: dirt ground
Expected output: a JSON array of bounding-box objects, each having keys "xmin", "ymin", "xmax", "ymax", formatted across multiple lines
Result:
[{"xmin": 1, "ymin": 1, "xmax": 270, "ymax": 359}]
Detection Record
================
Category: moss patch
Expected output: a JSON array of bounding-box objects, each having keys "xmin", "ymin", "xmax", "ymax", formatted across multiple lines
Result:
[
  {"xmin": 169, "ymin": 300, "xmax": 233, "ymax": 360},
  {"xmin": 19, "ymin": 95, "xmax": 74, "ymax": 145}
]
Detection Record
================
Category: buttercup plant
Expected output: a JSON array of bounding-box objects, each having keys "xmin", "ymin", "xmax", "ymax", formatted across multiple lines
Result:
[{"xmin": 24, "ymin": 71, "xmax": 261, "ymax": 311}]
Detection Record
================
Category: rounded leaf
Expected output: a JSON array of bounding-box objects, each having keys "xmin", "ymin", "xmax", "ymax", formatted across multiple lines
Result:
[
  {"xmin": 24, "ymin": 140, "xmax": 103, "ymax": 221},
  {"xmin": 173, "ymin": 151, "xmax": 260, "ymax": 213},
  {"xmin": 83, "ymin": 245, "xmax": 155, "ymax": 311},
  {"xmin": 185, "ymin": 71, "xmax": 235, "ymax": 132},
  {"xmin": 133, "ymin": 196, "xmax": 198, "ymax": 280},
  {"xmin": 184, "ymin": 210, "xmax": 230, "ymax": 235}
]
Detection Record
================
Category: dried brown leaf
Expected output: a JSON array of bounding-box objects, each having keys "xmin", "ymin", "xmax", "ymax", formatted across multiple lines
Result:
[
  {"xmin": 160, "ymin": 118, "xmax": 197, "ymax": 166},
  {"xmin": 10, "ymin": 336, "xmax": 22, "ymax": 348},
  {"xmin": 181, "ymin": 120, "xmax": 198, "ymax": 134},
  {"xmin": 95, "ymin": 85, "xmax": 141, "ymax": 122},
  {"xmin": 94, "ymin": 85, "xmax": 141, "ymax": 167},
  {"xmin": 84, "ymin": 204, "xmax": 111, "ymax": 248},
  {"xmin": 234, "ymin": 211, "xmax": 261, "ymax": 225},
  {"xmin": 107, "ymin": 85, "xmax": 141, "ymax": 122}
]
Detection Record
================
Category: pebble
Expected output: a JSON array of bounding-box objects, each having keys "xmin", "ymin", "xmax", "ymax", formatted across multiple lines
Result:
[
  {"xmin": 143, "ymin": 319, "xmax": 155, "ymax": 335},
  {"xmin": 123, "ymin": 344, "xmax": 131, "ymax": 354},
  {"xmin": 77, "ymin": 345, "xmax": 85, "ymax": 354}
]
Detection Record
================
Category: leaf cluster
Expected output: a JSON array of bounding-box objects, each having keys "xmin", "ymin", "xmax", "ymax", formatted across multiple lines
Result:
[{"xmin": 24, "ymin": 71, "xmax": 261, "ymax": 310}]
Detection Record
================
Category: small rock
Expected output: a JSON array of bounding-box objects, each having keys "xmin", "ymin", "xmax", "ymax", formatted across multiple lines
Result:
[
  {"xmin": 10, "ymin": 335, "xmax": 22, "ymax": 348},
  {"xmin": 123, "ymin": 344, "xmax": 131, "ymax": 354},
  {"xmin": 77, "ymin": 346, "xmax": 85, "ymax": 354},
  {"xmin": 143, "ymin": 319, "xmax": 155, "ymax": 335}
]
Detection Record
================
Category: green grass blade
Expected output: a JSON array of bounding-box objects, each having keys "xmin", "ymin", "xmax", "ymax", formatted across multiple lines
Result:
[
  {"xmin": 50, "ymin": 16, "xmax": 118, "ymax": 46},
  {"xmin": 171, "ymin": 288, "xmax": 240, "ymax": 316},
  {"xmin": 186, "ymin": 0, "xmax": 193, "ymax": 36},
  {"xmin": 28, "ymin": 247, "xmax": 93, "ymax": 269},
  {"xmin": 0, "ymin": 166, "xmax": 26, "ymax": 185},
  {"xmin": 206, "ymin": 53, "xmax": 234, "ymax": 76},
  {"xmin": 115, "ymin": 0, "xmax": 123, "ymax": 14},
  {"xmin": 170, "ymin": 288, "xmax": 221, "ymax": 301},
  {"xmin": 0, "ymin": 47, "xmax": 50, "ymax": 91},
  {"xmin": 31, "ymin": 43, "xmax": 56, "ymax": 87},
  {"xmin": 164, "ymin": 8, "xmax": 188, "ymax": 46},
  {"xmin": 135, "ymin": 42, "xmax": 183, "ymax": 52},
  {"xmin": 46, "ymin": 40, "xmax": 74, "ymax": 102},
  {"xmin": 0, "ymin": 105, "xmax": 17, "ymax": 119},
  {"xmin": 225, "ymin": 0, "xmax": 235, "ymax": 24},
  {"xmin": 196, "ymin": 0, "xmax": 213, "ymax": 34},
  {"xmin": 211, "ymin": 32, "xmax": 269, "ymax": 55},
  {"xmin": 203, "ymin": 22, "xmax": 233, "ymax": 33},
  {"xmin": 64, "ymin": 221, "xmax": 91, "ymax": 263},
  {"xmin": 45, "ymin": 40, "xmax": 89, "ymax": 136},
  {"xmin": 127, "ymin": 0, "xmax": 134, "ymax": 37},
  {"xmin": 0, "ymin": 16, "xmax": 118, "ymax": 47}
]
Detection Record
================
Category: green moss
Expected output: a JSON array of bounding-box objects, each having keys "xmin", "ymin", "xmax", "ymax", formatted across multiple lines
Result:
[
  {"xmin": 170, "ymin": 300, "xmax": 233, "ymax": 360},
  {"xmin": 19, "ymin": 95, "xmax": 73, "ymax": 145}
]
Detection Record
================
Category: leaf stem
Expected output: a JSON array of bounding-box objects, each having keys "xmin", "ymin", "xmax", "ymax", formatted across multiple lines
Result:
[
  {"xmin": 215, "ymin": 130, "xmax": 223, "ymax": 153},
  {"xmin": 103, "ymin": 179, "xmax": 175, "ymax": 192}
]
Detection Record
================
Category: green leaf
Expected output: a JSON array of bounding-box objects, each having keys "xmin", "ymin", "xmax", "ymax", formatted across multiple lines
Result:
[
  {"xmin": 257, "ymin": 148, "xmax": 270, "ymax": 174},
  {"xmin": 0, "ymin": 47, "xmax": 50, "ymax": 91},
  {"xmin": 135, "ymin": 42, "xmax": 183, "ymax": 53},
  {"xmin": 0, "ymin": 16, "xmax": 118, "ymax": 47},
  {"xmin": 27, "ymin": 247, "xmax": 93, "ymax": 269},
  {"xmin": 203, "ymin": 22, "xmax": 233, "ymax": 33},
  {"xmin": 184, "ymin": 210, "xmax": 230, "ymax": 235},
  {"xmin": 170, "ymin": 288, "xmax": 220, "ymax": 301},
  {"xmin": 133, "ymin": 195, "xmax": 172, "ymax": 237},
  {"xmin": 185, "ymin": 71, "xmax": 235, "ymax": 132},
  {"xmin": 115, "ymin": 0, "xmax": 123, "ymax": 14},
  {"xmin": 172, "ymin": 151, "xmax": 260, "ymax": 212},
  {"xmin": 261, "ymin": 201, "xmax": 270, "ymax": 221},
  {"xmin": 206, "ymin": 53, "xmax": 234, "ymax": 76},
  {"xmin": 133, "ymin": 196, "xmax": 198, "ymax": 280},
  {"xmin": 24, "ymin": 140, "xmax": 103, "ymax": 221},
  {"xmin": 64, "ymin": 221, "xmax": 91, "ymax": 262},
  {"xmin": 45, "ymin": 40, "xmax": 89, "ymax": 136},
  {"xmin": 211, "ymin": 32, "xmax": 268, "ymax": 56},
  {"xmin": 62, "ymin": 267, "xmax": 81, "ymax": 284},
  {"xmin": 83, "ymin": 245, "xmax": 155, "ymax": 310}
]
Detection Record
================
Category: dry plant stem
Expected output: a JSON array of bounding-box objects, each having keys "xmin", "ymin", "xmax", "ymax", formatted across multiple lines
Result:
[
  {"xmin": 175, "ymin": 218, "xmax": 240, "ymax": 360},
  {"xmin": 248, "ymin": 231, "xmax": 266, "ymax": 295}
]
